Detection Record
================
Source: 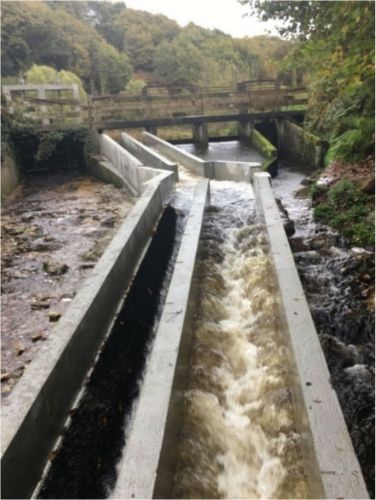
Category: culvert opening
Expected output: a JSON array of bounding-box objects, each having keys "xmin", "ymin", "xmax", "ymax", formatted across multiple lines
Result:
[{"xmin": 35, "ymin": 205, "xmax": 186, "ymax": 500}]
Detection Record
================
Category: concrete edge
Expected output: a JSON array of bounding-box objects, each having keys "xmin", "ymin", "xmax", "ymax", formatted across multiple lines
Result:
[
  {"xmin": 210, "ymin": 160, "xmax": 262, "ymax": 183},
  {"xmin": 141, "ymin": 132, "xmax": 263, "ymax": 183},
  {"xmin": 120, "ymin": 132, "xmax": 179, "ymax": 182},
  {"xmin": 1, "ymin": 148, "xmax": 22, "ymax": 200},
  {"xmin": 1, "ymin": 175, "xmax": 175, "ymax": 500},
  {"xmin": 276, "ymin": 120, "xmax": 325, "ymax": 169},
  {"xmin": 111, "ymin": 179, "xmax": 210, "ymax": 500},
  {"xmin": 250, "ymin": 128, "xmax": 278, "ymax": 174},
  {"xmin": 142, "ymin": 131, "xmax": 206, "ymax": 177},
  {"xmin": 253, "ymin": 172, "xmax": 369, "ymax": 500}
]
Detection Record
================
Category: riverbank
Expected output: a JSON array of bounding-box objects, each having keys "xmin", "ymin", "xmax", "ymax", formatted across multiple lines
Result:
[
  {"xmin": 273, "ymin": 162, "xmax": 374, "ymax": 497},
  {"xmin": 1, "ymin": 172, "xmax": 134, "ymax": 397}
]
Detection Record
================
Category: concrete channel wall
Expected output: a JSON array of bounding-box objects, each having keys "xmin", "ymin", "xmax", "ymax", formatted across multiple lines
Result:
[
  {"xmin": 1, "ymin": 151, "xmax": 21, "ymax": 200},
  {"xmin": 253, "ymin": 172, "xmax": 369, "ymax": 500},
  {"xmin": 120, "ymin": 132, "xmax": 179, "ymax": 182},
  {"xmin": 250, "ymin": 128, "xmax": 278, "ymax": 174},
  {"xmin": 112, "ymin": 180, "xmax": 210, "ymax": 500},
  {"xmin": 98, "ymin": 134, "xmax": 175, "ymax": 197},
  {"xmin": 277, "ymin": 119, "xmax": 325, "ymax": 169},
  {"xmin": 1, "ymin": 170, "xmax": 175, "ymax": 499},
  {"xmin": 141, "ymin": 131, "xmax": 262, "ymax": 182}
]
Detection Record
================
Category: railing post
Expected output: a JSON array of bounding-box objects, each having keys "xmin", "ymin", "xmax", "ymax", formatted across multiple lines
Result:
[
  {"xmin": 37, "ymin": 87, "xmax": 50, "ymax": 126},
  {"xmin": 88, "ymin": 95, "xmax": 94, "ymax": 130}
]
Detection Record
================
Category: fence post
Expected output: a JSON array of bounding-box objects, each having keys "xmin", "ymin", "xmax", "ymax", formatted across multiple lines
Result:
[{"xmin": 37, "ymin": 87, "xmax": 50, "ymax": 126}]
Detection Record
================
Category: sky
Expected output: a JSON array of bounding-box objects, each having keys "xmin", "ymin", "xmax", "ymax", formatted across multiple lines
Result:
[{"xmin": 121, "ymin": 0, "xmax": 281, "ymax": 38}]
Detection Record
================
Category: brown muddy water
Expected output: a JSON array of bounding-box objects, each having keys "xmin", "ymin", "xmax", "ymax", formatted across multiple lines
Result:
[
  {"xmin": 1, "ymin": 172, "xmax": 134, "ymax": 397},
  {"xmin": 181, "ymin": 141, "xmax": 374, "ymax": 497}
]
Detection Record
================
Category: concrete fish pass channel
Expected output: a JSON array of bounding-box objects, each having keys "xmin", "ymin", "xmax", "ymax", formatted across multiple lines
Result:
[{"xmin": 1, "ymin": 133, "xmax": 368, "ymax": 499}]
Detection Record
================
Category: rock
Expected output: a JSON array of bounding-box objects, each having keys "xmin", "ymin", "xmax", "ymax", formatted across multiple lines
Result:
[
  {"xmin": 25, "ymin": 225, "xmax": 42, "ymax": 236},
  {"xmin": 10, "ymin": 270, "xmax": 28, "ymax": 279},
  {"xmin": 1, "ymin": 373, "xmax": 10, "ymax": 382},
  {"xmin": 284, "ymin": 220, "xmax": 295, "ymax": 237},
  {"xmin": 15, "ymin": 341, "xmax": 26, "ymax": 356},
  {"xmin": 80, "ymin": 263, "xmax": 95, "ymax": 270},
  {"xmin": 80, "ymin": 245, "xmax": 103, "ymax": 261},
  {"xmin": 359, "ymin": 175, "xmax": 375, "ymax": 194},
  {"xmin": 308, "ymin": 234, "xmax": 336, "ymax": 250},
  {"xmin": 31, "ymin": 301, "xmax": 50, "ymax": 310},
  {"xmin": 31, "ymin": 241, "xmax": 62, "ymax": 252},
  {"xmin": 1, "ymin": 384, "xmax": 12, "ymax": 395},
  {"xmin": 43, "ymin": 261, "xmax": 69, "ymax": 276},
  {"xmin": 3, "ymin": 224, "xmax": 26, "ymax": 235},
  {"xmin": 12, "ymin": 365, "xmax": 25, "ymax": 379},
  {"xmin": 21, "ymin": 213, "xmax": 34, "ymax": 223},
  {"xmin": 31, "ymin": 332, "xmax": 48, "ymax": 342},
  {"xmin": 300, "ymin": 178, "xmax": 311, "ymax": 186},
  {"xmin": 294, "ymin": 250, "xmax": 321, "ymax": 264},
  {"xmin": 289, "ymin": 237, "xmax": 308, "ymax": 253},
  {"xmin": 48, "ymin": 311, "xmax": 62, "ymax": 322},
  {"xmin": 101, "ymin": 216, "xmax": 116, "ymax": 227}
]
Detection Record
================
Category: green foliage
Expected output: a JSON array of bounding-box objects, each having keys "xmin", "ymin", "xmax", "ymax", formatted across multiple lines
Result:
[
  {"xmin": 25, "ymin": 64, "xmax": 87, "ymax": 101},
  {"xmin": 325, "ymin": 117, "xmax": 375, "ymax": 164},
  {"xmin": 124, "ymin": 78, "xmax": 146, "ymax": 93},
  {"xmin": 1, "ymin": 1, "xmax": 294, "ymax": 92},
  {"xmin": 1, "ymin": 1, "xmax": 132, "ymax": 95},
  {"xmin": 244, "ymin": 1, "xmax": 375, "ymax": 163},
  {"xmin": 313, "ymin": 179, "xmax": 374, "ymax": 247},
  {"xmin": 7, "ymin": 122, "xmax": 93, "ymax": 169}
]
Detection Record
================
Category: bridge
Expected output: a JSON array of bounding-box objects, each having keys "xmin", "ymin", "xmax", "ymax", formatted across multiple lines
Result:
[{"xmin": 2, "ymin": 81, "xmax": 307, "ymax": 141}]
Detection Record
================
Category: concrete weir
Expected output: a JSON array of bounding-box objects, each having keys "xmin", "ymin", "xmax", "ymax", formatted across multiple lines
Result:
[{"xmin": 1, "ymin": 134, "xmax": 369, "ymax": 499}]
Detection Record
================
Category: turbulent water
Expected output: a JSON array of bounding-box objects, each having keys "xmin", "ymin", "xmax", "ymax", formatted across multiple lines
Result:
[{"xmin": 172, "ymin": 181, "xmax": 309, "ymax": 499}]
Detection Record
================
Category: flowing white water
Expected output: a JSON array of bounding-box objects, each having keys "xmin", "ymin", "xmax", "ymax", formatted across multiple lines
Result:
[{"xmin": 173, "ymin": 181, "xmax": 309, "ymax": 499}]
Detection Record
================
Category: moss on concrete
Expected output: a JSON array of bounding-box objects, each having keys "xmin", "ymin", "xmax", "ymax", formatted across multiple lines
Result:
[{"xmin": 250, "ymin": 128, "xmax": 277, "ymax": 172}]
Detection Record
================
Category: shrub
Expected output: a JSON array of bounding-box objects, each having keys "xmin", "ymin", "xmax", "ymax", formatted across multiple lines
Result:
[{"xmin": 313, "ymin": 179, "xmax": 374, "ymax": 247}]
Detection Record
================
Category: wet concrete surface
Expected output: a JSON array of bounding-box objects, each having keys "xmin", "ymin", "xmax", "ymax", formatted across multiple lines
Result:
[{"xmin": 1, "ymin": 172, "xmax": 135, "ymax": 397}]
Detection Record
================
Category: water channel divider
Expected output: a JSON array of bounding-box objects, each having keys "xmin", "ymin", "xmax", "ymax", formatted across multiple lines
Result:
[
  {"xmin": 141, "ymin": 131, "xmax": 262, "ymax": 182},
  {"xmin": 253, "ymin": 172, "xmax": 369, "ymax": 499},
  {"xmin": 112, "ymin": 179, "xmax": 210, "ymax": 500},
  {"xmin": 120, "ymin": 132, "xmax": 179, "ymax": 182},
  {"xmin": 1, "ymin": 151, "xmax": 176, "ymax": 499}
]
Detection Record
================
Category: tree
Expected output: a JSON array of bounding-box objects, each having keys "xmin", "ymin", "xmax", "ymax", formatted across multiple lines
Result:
[
  {"xmin": 153, "ymin": 37, "xmax": 205, "ymax": 85},
  {"xmin": 25, "ymin": 65, "xmax": 87, "ymax": 101},
  {"xmin": 1, "ymin": 1, "xmax": 132, "ymax": 95},
  {"xmin": 242, "ymin": 1, "xmax": 375, "ymax": 161}
]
